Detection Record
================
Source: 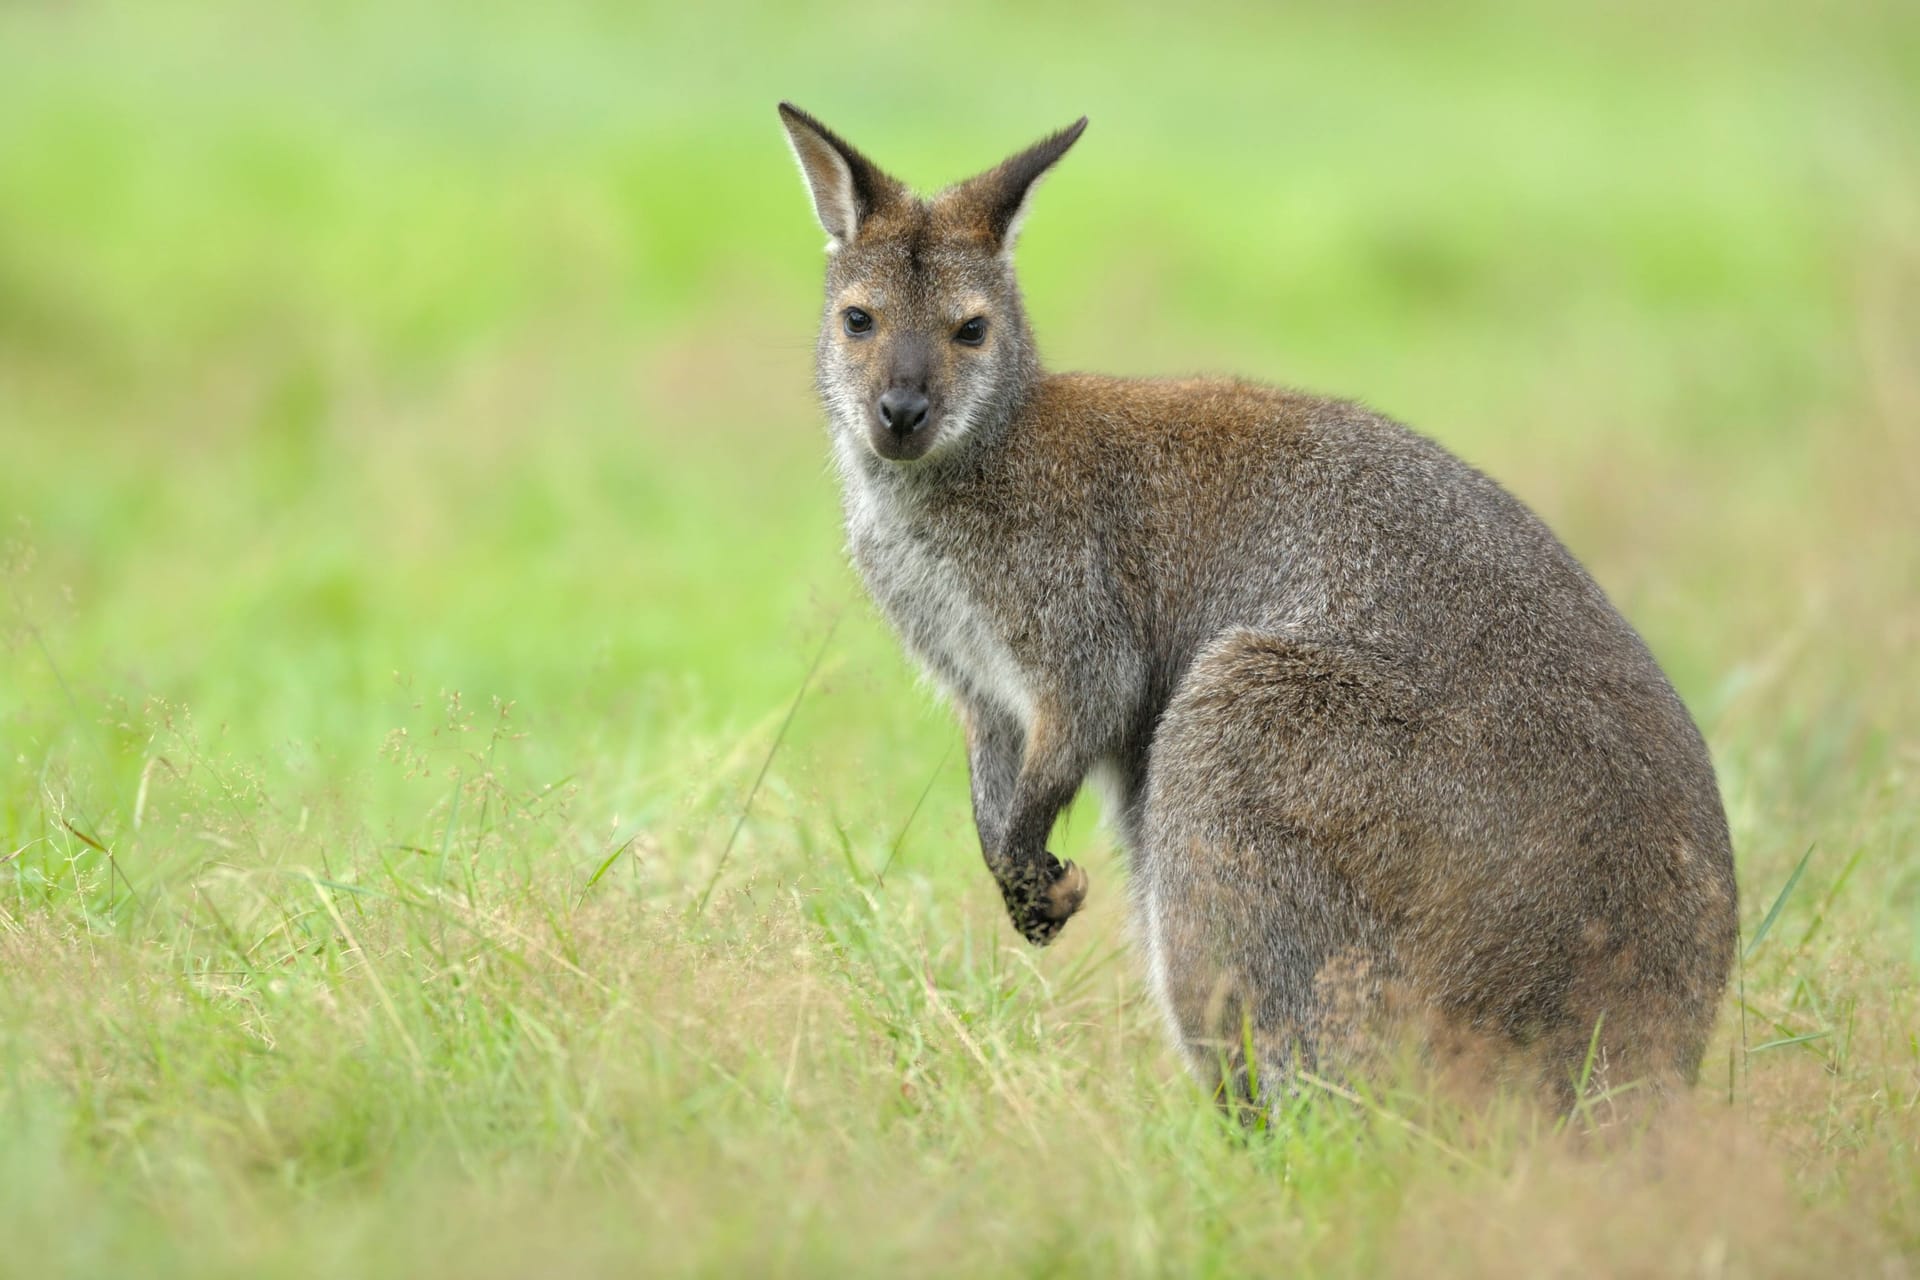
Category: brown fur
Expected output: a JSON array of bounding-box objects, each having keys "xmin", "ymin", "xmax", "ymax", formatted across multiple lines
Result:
[{"xmin": 777, "ymin": 104, "xmax": 1738, "ymax": 1108}]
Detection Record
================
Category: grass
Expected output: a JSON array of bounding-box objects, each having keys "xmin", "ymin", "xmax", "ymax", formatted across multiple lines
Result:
[{"xmin": 3, "ymin": 0, "xmax": 1918, "ymax": 1274}]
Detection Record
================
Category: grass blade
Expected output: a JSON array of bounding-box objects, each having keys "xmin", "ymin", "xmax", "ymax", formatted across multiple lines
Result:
[
  {"xmin": 1745, "ymin": 842, "xmax": 1816, "ymax": 960},
  {"xmin": 1750, "ymin": 1030, "xmax": 1832, "ymax": 1055},
  {"xmin": 877, "ymin": 738, "xmax": 955, "ymax": 886},
  {"xmin": 694, "ymin": 607, "xmax": 842, "ymax": 916}
]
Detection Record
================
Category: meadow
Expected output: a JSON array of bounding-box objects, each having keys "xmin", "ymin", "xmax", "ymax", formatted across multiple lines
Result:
[{"xmin": 2, "ymin": 1, "xmax": 1918, "ymax": 1274}]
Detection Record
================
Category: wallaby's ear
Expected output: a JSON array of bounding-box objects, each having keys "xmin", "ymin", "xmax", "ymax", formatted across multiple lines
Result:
[
  {"xmin": 777, "ymin": 102, "xmax": 905, "ymax": 250},
  {"xmin": 947, "ymin": 117, "xmax": 1088, "ymax": 253}
]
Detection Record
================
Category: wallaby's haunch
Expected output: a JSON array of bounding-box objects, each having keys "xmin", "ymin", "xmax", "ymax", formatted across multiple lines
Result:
[{"xmin": 777, "ymin": 103, "xmax": 1737, "ymax": 1106}]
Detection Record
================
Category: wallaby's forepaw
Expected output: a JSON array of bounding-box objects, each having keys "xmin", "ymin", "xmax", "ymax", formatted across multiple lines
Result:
[{"xmin": 1002, "ymin": 855, "xmax": 1089, "ymax": 947}]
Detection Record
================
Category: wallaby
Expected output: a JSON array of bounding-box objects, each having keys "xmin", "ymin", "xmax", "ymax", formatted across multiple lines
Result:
[{"xmin": 776, "ymin": 103, "xmax": 1737, "ymax": 1106}]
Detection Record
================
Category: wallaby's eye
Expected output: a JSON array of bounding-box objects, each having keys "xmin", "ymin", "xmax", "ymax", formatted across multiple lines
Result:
[
  {"xmin": 954, "ymin": 317, "xmax": 988, "ymax": 346},
  {"xmin": 843, "ymin": 307, "xmax": 874, "ymax": 337}
]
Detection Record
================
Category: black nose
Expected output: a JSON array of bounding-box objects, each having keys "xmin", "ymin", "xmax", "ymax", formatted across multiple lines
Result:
[{"xmin": 877, "ymin": 389, "xmax": 930, "ymax": 436}]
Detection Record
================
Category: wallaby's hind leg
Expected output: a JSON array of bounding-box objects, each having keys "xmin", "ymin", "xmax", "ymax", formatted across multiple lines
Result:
[
  {"xmin": 1139, "ymin": 629, "xmax": 1403, "ymax": 1106},
  {"xmin": 1141, "ymin": 626, "xmax": 1734, "ymax": 1109},
  {"xmin": 1138, "ymin": 828, "xmax": 1384, "ymax": 1108}
]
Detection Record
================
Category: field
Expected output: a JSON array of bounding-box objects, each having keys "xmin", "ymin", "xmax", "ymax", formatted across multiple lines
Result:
[{"xmin": 3, "ymin": 1, "xmax": 1918, "ymax": 1274}]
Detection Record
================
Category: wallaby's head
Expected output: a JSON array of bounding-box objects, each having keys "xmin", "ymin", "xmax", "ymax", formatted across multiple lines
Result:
[{"xmin": 778, "ymin": 103, "xmax": 1085, "ymax": 465}]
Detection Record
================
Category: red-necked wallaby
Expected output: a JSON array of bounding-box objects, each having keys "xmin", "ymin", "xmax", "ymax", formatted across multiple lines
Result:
[{"xmin": 777, "ymin": 103, "xmax": 1737, "ymax": 1106}]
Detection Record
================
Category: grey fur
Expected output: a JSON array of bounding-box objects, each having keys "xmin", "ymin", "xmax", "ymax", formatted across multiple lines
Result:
[{"xmin": 777, "ymin": 104, "xmax": 1738, "ymax": 1106}]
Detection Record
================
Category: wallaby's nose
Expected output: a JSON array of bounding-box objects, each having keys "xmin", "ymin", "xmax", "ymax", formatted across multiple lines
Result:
[{"xmin": 877, "ymin": 389, "xmax": 930, "ymax": 436}]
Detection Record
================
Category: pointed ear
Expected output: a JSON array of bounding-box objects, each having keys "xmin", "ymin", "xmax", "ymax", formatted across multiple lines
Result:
[
  {"xmin": 777, "ymin": 102, "xmax": 905, "ymax": 250},
  {"xmin": 947, "ymin": 117, "xmax": 1088, "ymax": 253}
]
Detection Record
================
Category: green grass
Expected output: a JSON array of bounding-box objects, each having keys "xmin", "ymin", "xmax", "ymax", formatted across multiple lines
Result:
[{"xmin": 4, "ymin": 0, "xmax": 1919, "ymax": 1273}]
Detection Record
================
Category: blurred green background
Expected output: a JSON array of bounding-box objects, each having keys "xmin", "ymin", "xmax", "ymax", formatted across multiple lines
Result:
[
  {"xmin": 6, "ymin": 0, "xmax": 1913, "ymax": 835},
  {"xmin": 2, "ymin": 1, "xmax": 1918, "ymax": 1272}
]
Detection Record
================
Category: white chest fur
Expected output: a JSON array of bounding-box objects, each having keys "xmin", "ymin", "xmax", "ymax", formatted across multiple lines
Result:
[{"xmin": 842, "ymin": 471, "xmax": 1037, "ymax": 728}]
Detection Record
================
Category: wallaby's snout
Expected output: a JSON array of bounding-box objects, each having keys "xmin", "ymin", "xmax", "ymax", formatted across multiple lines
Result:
[
  {"xmin": 853, "ymin": 327, "xmax": 945, "ymax": 462},
  {"xmin": 872, "ymin": 336, "xmax": 936, "ymax": 458}
]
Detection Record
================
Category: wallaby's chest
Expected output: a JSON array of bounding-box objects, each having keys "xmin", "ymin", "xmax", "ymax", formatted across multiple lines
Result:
[{"xmin": 845, "ymin": 486, "xmax": 1037, "ymax": 726}]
